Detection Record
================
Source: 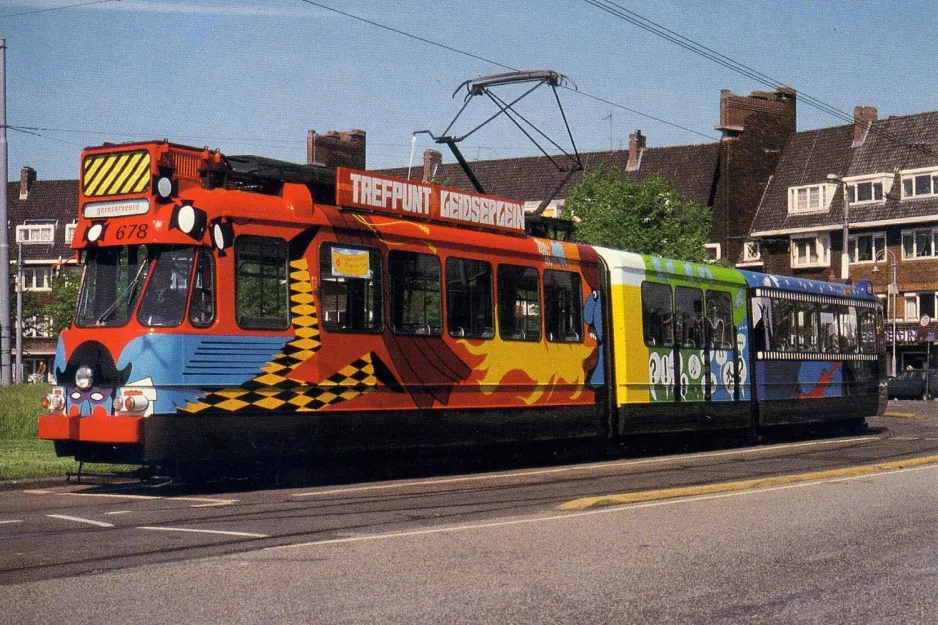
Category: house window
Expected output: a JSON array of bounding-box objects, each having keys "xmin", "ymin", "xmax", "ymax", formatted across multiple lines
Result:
[
  {"xmin": 64, "ymin": 222, "xmax": 78, "ymax": 243},
  {"xmin": 847, "ymin": 181, "xmax": 884, "ymax": 204},
  {"xmin": 905, "ymin": 294, "xmax": 919, "ymax": 321},
  {"xmin": 791, "ymin": 234, "xmax": 831, "ymax": 268},
  {"xmin": 848, "ymin": 232, "xmax": 886, "ymax": 263},
  {"xmin": 788, "ymin": 183, "xmax": 835, "ymax": 214},
  {"xmin": 901, "ymin": 170, "xmax": 938, "ymax": 199},
  {"xmin": 742, "ymin": 241, "xmax": 761, "ymax": 262},
  {"xmin": 905, "ymin": 293, "xmax": 936, "ymax": 321},
  {"xmin": 901, "ymin": 228, "xmax": 936, "ymax": 259},
  {"xmin": 21, "ymin": 267, "xmax": 51, "ymax": 291},
  {"xmin": 15, "ymin": 224, "xmax": 54, "ymax": 244},
  {"xmin": 704, "ymin": 243, "xmax": 721, "ymax": 261}
]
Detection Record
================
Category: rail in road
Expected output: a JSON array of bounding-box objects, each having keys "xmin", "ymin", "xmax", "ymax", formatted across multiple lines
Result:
[{"xmin": 3, "ymin": 413, "xmax": 938, "ymax": 585}]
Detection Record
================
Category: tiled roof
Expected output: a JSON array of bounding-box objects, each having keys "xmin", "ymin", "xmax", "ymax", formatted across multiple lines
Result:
[
  {"xmin": 379, "ymin": 142, "xmax": 721, "ymax": 207},
  {"xmin": 5, "ymin": 179, "xmax": 78, "ymax": 262},
  {"xmin": 752, "ymin": 110, "xmax": 938, "ymax": 236}
]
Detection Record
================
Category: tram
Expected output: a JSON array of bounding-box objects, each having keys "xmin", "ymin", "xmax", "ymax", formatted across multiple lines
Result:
[{"xmin": 38, "ymin": 141, "xmax": 886, "ymax": 466}]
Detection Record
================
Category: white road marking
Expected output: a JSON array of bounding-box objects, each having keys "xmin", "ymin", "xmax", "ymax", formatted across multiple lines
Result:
[
  {"xmin": 61, "ymin": 493, "xmax": 238, "ymax": 506},
  {"xmin": 47, "ymin": 514, "xmax": 115, "ymax": 528},
  {"xmin": 138, "ymin": 526, "xmax": 268, "ymax": 538},
  {"xmin": 104, "ymin": 511, "xmax": 134, "ymax": 516},
  {"xmin": 22, "ymin": 489, "xmax": 54, "ymax": 494},
  {"xmin": 0, "ymin": 520, "xmax": 23, "ymax": 525},
  {"xmin": 291, "ymin": 436, "xmax": 880, "ymax": 498},
  {"xmin": 268, "ymin": 463, "xmax": 938, "ymax": 552}
]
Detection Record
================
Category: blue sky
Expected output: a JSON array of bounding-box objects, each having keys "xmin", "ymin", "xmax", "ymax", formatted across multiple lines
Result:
[{"xmin": 3, "ymin": 0, "xmax": 937, "ymax": 182}]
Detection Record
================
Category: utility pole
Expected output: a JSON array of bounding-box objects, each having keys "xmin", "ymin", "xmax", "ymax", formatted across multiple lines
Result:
[
  {"xmin": 15, "ymin": 242, "xmax": 22, "ymax": 383},
  {"xmin": 0, "ymin": 39, "xmax": 11, "ymax": 385}
]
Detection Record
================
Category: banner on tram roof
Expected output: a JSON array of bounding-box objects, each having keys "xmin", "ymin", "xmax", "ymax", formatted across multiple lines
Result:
[{"xmin": 336, "ymin": 167, "xmax": 526, "ymax": 235}]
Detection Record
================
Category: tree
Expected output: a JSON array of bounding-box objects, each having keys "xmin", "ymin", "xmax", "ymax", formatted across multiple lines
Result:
[
  {"xmin": 23, "ymin": 266, "xmax": 81, "ymax": 337},
  {"xmin": 562, "ymin": 164, "xmax": 712, "ymax": 262}
]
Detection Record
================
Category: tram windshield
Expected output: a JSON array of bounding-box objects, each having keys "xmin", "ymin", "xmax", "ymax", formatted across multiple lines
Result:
[{"xmin": 76, "ymin": 245, "xmax": 211, "ymax": 328}]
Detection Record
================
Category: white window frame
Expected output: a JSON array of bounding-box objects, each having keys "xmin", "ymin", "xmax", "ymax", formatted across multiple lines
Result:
[
  {"xmin": 64, "ymin": 222, "xmax": 78, "ymax": 243},
  {"xmin": 901, "ymin": 227, "xmax": 937, "ymax": 260},
  {"xmin": 787, "ymin": 183, "xmax": 836, "ymax": 214},
  {"xmin": 848, "ymin": 231, "xmax": 887, "ymax": 264},
  {"xmin": 790, "ymin": 233, "xmax": 831, "ymax": 268},
  {"xmin": 704, "ymin": 243, "xmax": 722, "ymax": 261},
  {"xmin": 742, "ymin": 240, "xmax": 761, "ymax": 262},
  {"xmin": 21, "ymin": 266, "xmax": 51, "ymax": 292},
  {"xmin": 900, "ymin": 166, "xmax": 938, "ymax": 200},
  {"xmin": 904, "ymin": 294, "xmax": 919, "ymax": 321},
  {"xmin": 15, "ymin": 224, "xmax": 54, "ymax": 244}
]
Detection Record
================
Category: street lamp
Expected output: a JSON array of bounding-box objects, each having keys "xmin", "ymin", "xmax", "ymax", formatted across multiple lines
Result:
[
  {"xmin": 873, "ymin": 248, "xmax": 899, "ymax": 377},
  {"xmin": 827, "ymin": 174, "xmax": 851, "ymax": 281}
]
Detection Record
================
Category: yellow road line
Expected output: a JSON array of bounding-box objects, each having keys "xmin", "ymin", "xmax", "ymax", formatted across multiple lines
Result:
[
  {"xmin": 559, "ymin": 454, "xmax": 938, "ymax": 511},
  {"xmin": 883, "ymin": 412, "xmax": 924, "ymax": 420}
]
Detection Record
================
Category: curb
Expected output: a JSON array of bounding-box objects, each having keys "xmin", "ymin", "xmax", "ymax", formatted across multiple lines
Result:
[{"xmin": 559, "ymin": 454, "xmax": 938, "ymax": 511}]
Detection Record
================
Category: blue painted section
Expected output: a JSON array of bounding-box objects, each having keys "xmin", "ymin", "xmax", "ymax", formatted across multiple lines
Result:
[{"xmin": 738, "ymin": 270, "xmax": 878, "ymax": 301}]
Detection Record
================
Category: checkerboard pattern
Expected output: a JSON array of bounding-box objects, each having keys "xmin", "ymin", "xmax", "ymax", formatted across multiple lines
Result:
[{"xmin": 179, "ymin": 258, "xmax": 379, "ymax": 414}]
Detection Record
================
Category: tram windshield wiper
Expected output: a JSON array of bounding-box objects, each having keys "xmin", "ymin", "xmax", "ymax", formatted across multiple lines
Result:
[{"xmin": 95, "ymin": 262, "xmax": 149, "ymax": 326}]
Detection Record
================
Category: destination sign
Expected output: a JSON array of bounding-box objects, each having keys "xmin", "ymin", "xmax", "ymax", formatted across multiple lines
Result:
[
  {"xmin": 336, "ymin": 168, "xmax": 525, "ymax": 235},
  {"xmin": 82, "ymin": 198, "xmax": 150, "ymax": 219}
]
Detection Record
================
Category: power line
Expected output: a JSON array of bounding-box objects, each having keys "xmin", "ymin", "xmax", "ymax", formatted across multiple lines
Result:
[
  {"xmin": 5, "ymin": 125, "xmax": 83, "ymax": 147},
  {"xmin": 0, "ymin": 0, "xmax": 121, "ymax": 20},
  {"xmin": 581, "ymin": 0, "xmax": 937, "ymax": 157},
  {"xmin": 293, "ymin": 0, "xmax": 718, "ymax": 143}
]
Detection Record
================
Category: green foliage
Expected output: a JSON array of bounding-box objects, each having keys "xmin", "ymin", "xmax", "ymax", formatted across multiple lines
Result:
[
  {"xmin": 562, "ymin": 164, "xmax": 713, "ymax": 262},
  {"xmin": 0, "ymin": 383, "xmax": 49, "ymax": 440}
]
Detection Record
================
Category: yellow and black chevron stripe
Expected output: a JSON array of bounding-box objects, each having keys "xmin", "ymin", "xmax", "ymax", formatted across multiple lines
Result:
[
  {"xmin": 180, "ymin": 258, "xmax": 379, "ymax": 414},
  {"xmin": 82, "ymin": 150, "xmax": 151, "ymax": 197}
]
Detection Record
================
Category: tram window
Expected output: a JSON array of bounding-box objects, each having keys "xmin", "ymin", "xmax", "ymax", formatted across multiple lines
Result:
[
  {"xmin": 675, "ymin": 287, "xmax": 703, "ymax": 348},
  {"xmin": 498, "ymin": 265, "xmax": 541, "ymax": 341},
  {"xmin": 796, "ymin": 302, "xmax": 820, "ymax": 351},
  {"xmin": 818, "ymin": 303, "xmax": 840, "ymax": 352},
  {"xmin": 770, "ymin": 298, "xmax": 795, "ymax": 351},
  {"xmin": 319, "ymin": 243, "xmax": 383, "ymax": 333},
  {"xmin": 544, "ymin": 270, "xmax": 582, "ymax": 343},
  {"xmin": 138, "ymin": 247, "xmax": 196, "ymax": 328},
  {"xmin": 188, "ymin": 250, "xmax": 216, "ymax": 328},
  {"xmin": 839, "ymin": 306, "xmax": 859, "ymax": 353},
  {"xmin": 641, "ymin": 282, "xmax": 673, "ymax": 347},
  {"xmin": 389, "ymin": 251, "xmax": 441, "ymax": 336},
  {"xmin": 236, "ymin": 236, "xmax": 289, "ymax": 330},
  {"xmin": 76, "ymin": 244, "xmax": 150, "ymax": 327},
  {"xmin": 446, "ymin": 258, "xmax": 493, "ymax": 339},
  {"xmin": 858, "ymin": 308, "xmax": 878, "ymax": 353},
  {"xmin": 706, "ymin": 291, "xmax": 734, "ymax": 350}
]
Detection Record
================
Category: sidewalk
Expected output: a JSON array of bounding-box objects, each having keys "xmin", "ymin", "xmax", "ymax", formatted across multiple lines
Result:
[{"xmin": 884, "ymin": 398, "xmax": 938, "ymax": 421}]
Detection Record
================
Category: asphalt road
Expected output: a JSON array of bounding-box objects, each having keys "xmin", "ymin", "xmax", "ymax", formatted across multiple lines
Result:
[{"xmin": 2, "ymin": 405, "xmax": 938, "ymax": 623}]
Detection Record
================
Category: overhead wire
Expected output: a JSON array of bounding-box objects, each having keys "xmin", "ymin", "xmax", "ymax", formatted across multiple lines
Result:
[{"xmin": 0, "ymin": 0, "xmax": 121, "ymax": 20}]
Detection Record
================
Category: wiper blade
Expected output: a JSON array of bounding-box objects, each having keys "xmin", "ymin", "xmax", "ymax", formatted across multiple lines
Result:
[{"xmin": 96, "ymin": 262, "xmax": 148, "ymax": 325}]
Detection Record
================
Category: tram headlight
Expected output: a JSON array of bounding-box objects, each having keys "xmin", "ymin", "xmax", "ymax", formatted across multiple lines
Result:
[
  {"xmin": 42, "ymin": 394, "xmax": 65, "ymax": 412},
  {"xmin": 211, "ymin": 219, "xmax": 234, "ymax": 251},
  {"xmin": 122, "ymin": 395, "xmax": 149, "ymax": 412},
  {"xmin": 154, "ymin": 168, "xmax": 177, "ymax": 202},
  {"xmin": 85, "ymin": 223, "xmax": 106, "ymax": 245},
  {"xmin": 170, "ymin": 203, "xmax": 207, "ymax": 239},
  {"xmin": 75, "ymin": 366, "xmax": 94, "ymax": 390}
]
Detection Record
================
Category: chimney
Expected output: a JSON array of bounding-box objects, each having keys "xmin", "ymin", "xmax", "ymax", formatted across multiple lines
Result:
[
  {"xmin": 19, "ymin": 166, "xmax": 36, "ymax": 200},
  {"xmin": 716, "ymin": 87, "xmax": 797, "ymax": 139},
  {"xmin": 627, "ymin": 130, "xmax": 645, "ymax": 172},
  {"xmin": 852, "ymin": 106, "xmax": 877, "ymax": 148},
  {"xmin": 423, "ymin": 149, "xmax": 443, "ymax": 183},
  {"xmin": 306, "ymin": 129, "xmax": 366, "ymax": 169}
]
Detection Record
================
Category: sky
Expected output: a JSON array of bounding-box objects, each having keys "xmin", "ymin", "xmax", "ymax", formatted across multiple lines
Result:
[{"xmin": 2, "ymin": 0, "xmax": 937, "ymax": 183}]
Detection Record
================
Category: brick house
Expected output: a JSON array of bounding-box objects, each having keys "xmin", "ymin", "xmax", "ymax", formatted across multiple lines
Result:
[
  {"xmin": 5, "ymin": 167, "xmax": 79, "ymax": 380},
  {"xmin": 748, "ymin": 107, "xmax": 938, "ymax": 374}
]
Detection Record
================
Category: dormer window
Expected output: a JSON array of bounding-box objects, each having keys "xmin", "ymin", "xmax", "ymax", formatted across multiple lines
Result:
[
  {"xmin": 743, "ymin": 241, "xmax": 761, "ymax": 262},
  {"xmin": 847, "ymin": 181, "xmax": 883, "ymax": 203},
  {"xmin": 787, "ymin": 183, "xmax": 836, "ymax": 214},
  {"xmin": 65, "ymin": 222, "xmax": 78, "ymax": 243},
  {"xmin": 15, "ymin": 224, "xmax": 54, "ymax": 244},
  {"xmin": 901, "ymin": 168, "xmax": 938, "ymax": 199}
]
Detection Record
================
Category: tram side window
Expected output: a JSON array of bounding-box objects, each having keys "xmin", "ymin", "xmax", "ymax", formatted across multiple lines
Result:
[
  {"xmin": 236, "ymin": 237, "xmax": 289, "ymax": 330},
  {"xmin": 319, "ymin": 243, "xmax": 383, "ymax": 333},
  {"xmin": 641, "ymin": 282, "xmax": 673, "ymax": 347},
  {"xmin": 818, "ymin": 303, "xmax": 840, "ymax": 352},
  {"xmin": 706, "ymin": 291, "xmax": 734, "ymax": 350},
  {"xmin": 839, "ymin": 306, "xmax": 859, "ymax": 353},
  {"xmin": 189, "ymin": 250, "xmax": 216, "ymax": 328},
  {"xmin": 389, "ymin": 251, "xmax": 441, "ymax": 336},
  {"xmin": 544, "ymin": 270, "xmax": 582, "ymax": 343},
  {"xmin": 770, "ymin": 298, "xmax": 795, "ymax": 351},
  {"xmin": 675, "ymin": 287, "xmax": 703, "ymax": 348},
  {"xmin": 858, "ymin": 307, "xmax": 878, "ymax": 353},
  {"xmin": 498, "ymin": 265, "xmax": 541, "ymax": 341},
  {"xmin": 446, "ymin": 257, "xmax": 493, "ymax": 339},
  {"xmin": 796, "ymin": 302, "xmax": 820, "ymax": 351}
]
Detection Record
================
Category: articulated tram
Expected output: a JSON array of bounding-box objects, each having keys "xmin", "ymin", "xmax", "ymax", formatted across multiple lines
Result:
[{"xmin": 38, "ymin": 141, "xmax": 886, "ymax": 466}]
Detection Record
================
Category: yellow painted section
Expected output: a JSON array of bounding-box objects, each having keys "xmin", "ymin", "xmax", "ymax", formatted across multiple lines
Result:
[
  {"xmin": 609, "ymin": 281, "xmax": 650, "ymax": 405},
  {"xmin": 559, "ymin": 454, "xmax": 938, "ymax": 511}
]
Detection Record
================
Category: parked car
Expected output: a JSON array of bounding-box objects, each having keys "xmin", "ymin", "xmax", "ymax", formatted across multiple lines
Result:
[{"xmin": 887, "ymin": 369, "xmax": 938, "ymax": 400}]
